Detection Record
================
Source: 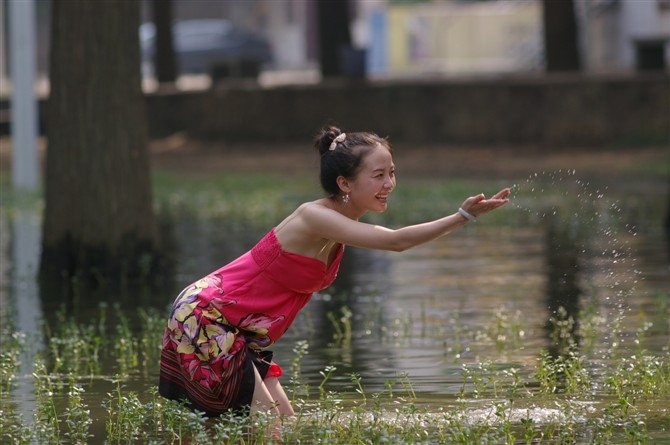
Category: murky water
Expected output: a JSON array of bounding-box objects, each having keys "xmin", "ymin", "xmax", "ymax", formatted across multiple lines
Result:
[{"xmin": 1, "ymin": 173, "xmax": 669, "ymax": 441}]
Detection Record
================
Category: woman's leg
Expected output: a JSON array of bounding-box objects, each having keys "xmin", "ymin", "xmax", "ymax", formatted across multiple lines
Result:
[
  {"xmin": 250, "ymin": 365, "xmax": 280, "ymax": 415},
  {"xmin": 250, "ymin": 365, "xmax": 295, "ymax": 416},
  {"xmin": 264, "ymin": 377, "xmax": 294, "ymax": 416}
]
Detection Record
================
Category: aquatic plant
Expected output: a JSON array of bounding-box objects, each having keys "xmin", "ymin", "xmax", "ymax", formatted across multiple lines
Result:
[
  {"xmin": 0, "ymin": 329, "xmax": 24, "ymax": 394},
  {"xmin": 32, "ymin": 359, "xmax": 61, "ymax": 443},
  {"xmin": 326, "ymin": 305, "xmax": 352, "ymax": 347},
  {"xmin": 62, "ymin": 374, "xmax": 91, "ymax": 443}
]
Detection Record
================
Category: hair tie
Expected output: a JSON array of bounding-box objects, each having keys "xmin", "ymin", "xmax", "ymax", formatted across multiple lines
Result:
[{"xmin": 329, "ymin": 133, "xmax": 346, "ymax": 151}]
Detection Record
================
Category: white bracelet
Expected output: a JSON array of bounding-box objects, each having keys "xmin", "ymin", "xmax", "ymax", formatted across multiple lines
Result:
[{"xmin": 458, "ymin": 207, "xmax": 476, "ymax": 222}]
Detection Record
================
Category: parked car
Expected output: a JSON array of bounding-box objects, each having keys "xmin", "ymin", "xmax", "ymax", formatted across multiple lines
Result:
[{"xmin": 140, "ymin": 19, "xmax": 273, "ymax": 80}]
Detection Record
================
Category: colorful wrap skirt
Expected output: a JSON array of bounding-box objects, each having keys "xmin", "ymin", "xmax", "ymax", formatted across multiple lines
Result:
[{"xmin": 158, "ymin": 285, "xmax": 282, "ymax": 416}]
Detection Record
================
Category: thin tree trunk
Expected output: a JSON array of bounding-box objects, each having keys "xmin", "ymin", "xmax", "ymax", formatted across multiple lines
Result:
[
  {"xmin": 152, "ymin": 0, "xmax": 177, "ymax": 84},
  {"xmin": 42, "ymin": 0, "xmax": 161, "ymax": 287},
  {"xmin": 316, "ymin": 0, "xmax": 352, "ymax": 78},
  {"xmin": 543, "ymin": 0, "xmax": 581, "ymax": 71}
]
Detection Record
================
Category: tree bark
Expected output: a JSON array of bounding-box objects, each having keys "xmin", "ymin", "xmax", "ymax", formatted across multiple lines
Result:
[
  {"xmin": 542, "ymin": 0, "xmax": 581, "ymax": 72},
  {"xmin": 316, "ymin": 0, "xmax": 352, "ymax": 78},
  {"xmin": 666, "ymin": 186, "xmax": 670, "ymax": 264},
  {"xmin": 152, "ymin": 0, "xmax": 177, "ymax": 84},
  {"xmin": 42, "ymin": 0, "xmax": 162, "ymax": 287}
]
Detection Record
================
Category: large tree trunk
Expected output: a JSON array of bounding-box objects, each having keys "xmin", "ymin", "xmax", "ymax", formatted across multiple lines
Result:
[
  {"xmin": 42, "ymin": 0, "xmax": 162, "ymax": 288},
  {"xmin": 666, "ymin": 188, "xmax": 670, "ymax": 264},
  {"xmin": 542, "ymin": 0, "xmax": 581, "ymax": 72},
  {"xmin": 152, "ymin": 0, "xmax": 177, "ymax": 84},
  {"xmin": 316, "ymin": 0, "xmax": 352, "ymax": 78}
]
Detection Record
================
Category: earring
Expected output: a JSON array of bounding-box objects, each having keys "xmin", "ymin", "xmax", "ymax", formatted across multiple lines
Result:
[{"xmin": 342, "ymin": 194, "xmax": 350, "ymax": 204}]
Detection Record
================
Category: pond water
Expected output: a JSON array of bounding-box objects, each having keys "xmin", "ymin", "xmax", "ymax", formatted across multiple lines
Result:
[{"xmin": 1, "ymin": 171, "xmax": 669, "ymax": 442}]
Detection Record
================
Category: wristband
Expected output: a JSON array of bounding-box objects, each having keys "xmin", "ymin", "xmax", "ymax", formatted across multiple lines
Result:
[{"xmin": 458, "ymin": 207, "xmax": 476, "ymax": 222}]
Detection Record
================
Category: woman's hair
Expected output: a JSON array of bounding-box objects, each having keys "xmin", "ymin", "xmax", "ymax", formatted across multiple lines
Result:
[{"xmin": 314, "ymin": 125, "xmax": 392, "ymax": 197}]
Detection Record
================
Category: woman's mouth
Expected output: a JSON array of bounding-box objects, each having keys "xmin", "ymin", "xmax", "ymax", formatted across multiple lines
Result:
[{"xmin": 376, "ymin": 194, "xmax": 389, "ymax": 203}]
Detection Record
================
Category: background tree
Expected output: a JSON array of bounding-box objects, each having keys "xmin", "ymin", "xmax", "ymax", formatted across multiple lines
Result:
[
  {"xmin": 41, "ymin": 0, "xmax": 162, "ymax": 288},
  {"xmin": 666, "ymin": 186, "xmax": 670, "ymax": 263},
  {"xmin": 316, "ymin": 0, "xmax": 352, "ymax": 78},
  {"xmin": 152, "ymin": 0, "xmax": 177, "ymax": 84},
  {"xmin": 542, "ymin": 0, "xmax": 581, "ymax": 71}
]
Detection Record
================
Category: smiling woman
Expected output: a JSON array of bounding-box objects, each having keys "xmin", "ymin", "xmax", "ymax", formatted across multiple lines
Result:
[{"xmin": 158, "ymin": 124, "xmax": 510, "ymax": 418}]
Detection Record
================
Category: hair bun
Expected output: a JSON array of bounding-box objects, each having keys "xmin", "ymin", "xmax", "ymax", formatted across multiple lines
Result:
[{"xmin": 314, "ymin": 125, "xmax": 343, "ymax": 155}]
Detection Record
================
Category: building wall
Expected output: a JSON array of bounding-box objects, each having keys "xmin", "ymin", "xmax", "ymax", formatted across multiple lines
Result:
[
  {"xmin": 382, "ymin": 2, "xmax": 543, "ymax": 76},
  {"xmin": 578, "ymin": 0, "xmax": 670, "ymax": 72}
]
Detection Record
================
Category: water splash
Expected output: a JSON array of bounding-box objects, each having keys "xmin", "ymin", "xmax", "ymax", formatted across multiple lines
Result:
[{"xmin": 509, "ymin": 169, "xmax": 643, "ymax": 360}]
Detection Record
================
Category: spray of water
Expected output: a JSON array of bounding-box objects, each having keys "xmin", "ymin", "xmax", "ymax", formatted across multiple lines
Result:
[{"xmin": 508, "ymin": 169, "xmax": 642, "ymax": 363}]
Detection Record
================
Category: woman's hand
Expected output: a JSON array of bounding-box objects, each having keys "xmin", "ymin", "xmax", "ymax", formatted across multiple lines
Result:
[{"xmin": 460, "ymin": 188, "xmax": 510, "ymax": 218}]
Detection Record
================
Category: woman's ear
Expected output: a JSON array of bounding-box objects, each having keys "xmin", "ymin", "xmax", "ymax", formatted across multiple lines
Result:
[{"xmin": 336, "ymin": 176, "xmax": 351, "ymax": 194}]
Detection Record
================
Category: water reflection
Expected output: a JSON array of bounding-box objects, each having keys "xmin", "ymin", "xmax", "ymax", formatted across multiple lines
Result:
[
  {"xmin": 544, "ymin": 211, "xmax": 582, "ymax": 356},
  {"xmin": 0, "ymin": 182, "xmax": 668, "ymax": 438},
  {"xmin": 34, "ymin": 209, "xmax": 178, "ymax": 328},
  {"xmin": 4, "ymin": 206, "xmax": 43, "ymax": 428}
]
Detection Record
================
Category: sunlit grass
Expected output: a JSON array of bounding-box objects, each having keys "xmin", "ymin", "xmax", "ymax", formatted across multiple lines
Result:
[
  {"xmin": 152, "ymin": 169, "xmax": 513, "ymax": 229},
  {"xmin": 152, "ymin": 170, "xmax": 317, "ymax": 229}
]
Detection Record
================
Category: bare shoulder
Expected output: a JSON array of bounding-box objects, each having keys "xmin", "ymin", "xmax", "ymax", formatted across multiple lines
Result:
[
  {"xmin": 276, "ymin": 200, "xmax": 331, "ymax": 237},
  {"xmin": 299, "ymin": 199, "xmax": 337, "ymax": 218},
  {"xmin": 275, "ymin": 200, "xmax": 340, "ymax": 255},
  {"xmin": 298, "ymin": 200, "xmax": 356, "ymax": 231}
]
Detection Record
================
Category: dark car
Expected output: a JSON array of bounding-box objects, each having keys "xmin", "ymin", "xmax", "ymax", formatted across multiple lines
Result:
[{"xmin": 140, "ymin": 19, "xmax": 273, "ymax": 79}]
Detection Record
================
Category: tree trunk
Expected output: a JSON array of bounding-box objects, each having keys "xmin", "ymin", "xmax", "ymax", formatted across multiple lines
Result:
[
  {"xmin": 42, "ymin": 0, "xmax": 162, "ymax": 287},
  {"xmin": 152, "ymin": 0, "xmax": 177, "ymax": 84},
  {"xmin": 542, "ymin": 0, "xmax": 581, "ymax": 72},
  {"xmin": 666, "ymin": 187, "xmax": 670, "ymax": 264},
  {"xmin": 316, "ymin": 0, "xmax": 352, "ymax": 78}
]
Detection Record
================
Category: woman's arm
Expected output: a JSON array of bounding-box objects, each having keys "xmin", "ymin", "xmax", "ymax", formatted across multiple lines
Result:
[{"xmin": 302, "ymin": 188, "xmax": 510, "ymax": 252}]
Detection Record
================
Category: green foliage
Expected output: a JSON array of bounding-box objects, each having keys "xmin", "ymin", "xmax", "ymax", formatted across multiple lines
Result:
[
  {"xmin": 152, "ymin": 170, "xmax": 316, "ymax": 228},
  {"xmin": 153, "ymin": 168, "xmax": 515, "ymax": 232}
]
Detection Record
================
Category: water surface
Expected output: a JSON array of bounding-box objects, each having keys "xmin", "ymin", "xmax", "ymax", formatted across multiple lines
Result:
[{"xmin": 1, "ymin": 172, "xmax": 668, "ymax": 441}]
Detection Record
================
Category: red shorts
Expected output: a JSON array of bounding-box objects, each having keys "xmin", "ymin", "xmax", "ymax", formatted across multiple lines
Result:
[{"xmin": 266, "ymin": 361, "xmax": 283, "ymax": 378}]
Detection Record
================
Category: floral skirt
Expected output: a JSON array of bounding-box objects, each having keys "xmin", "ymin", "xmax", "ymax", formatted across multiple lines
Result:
[{"xmin": 158, "ymin": 285, "xmax": 280, "ymax": 416}]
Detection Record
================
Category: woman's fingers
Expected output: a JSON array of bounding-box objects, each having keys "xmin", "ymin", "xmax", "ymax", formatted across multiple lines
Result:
[
  {"xmin": 461, "ymin": 188, "xmax": 510, "ymax": 216},
  {"xmin": 492, "ymin": 188, "xmax": 511, "ymax": 199}
]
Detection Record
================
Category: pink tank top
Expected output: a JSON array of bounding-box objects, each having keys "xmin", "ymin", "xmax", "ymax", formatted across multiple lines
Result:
[{"xmin": 193, "ymin": 228, "xmax": 344, "ymax": 348}]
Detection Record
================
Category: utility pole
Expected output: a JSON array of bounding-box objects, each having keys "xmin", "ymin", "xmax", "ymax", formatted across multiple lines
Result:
[{"xmin": 9, "ymin": 0, "xmax": 39, "ymax": 191}]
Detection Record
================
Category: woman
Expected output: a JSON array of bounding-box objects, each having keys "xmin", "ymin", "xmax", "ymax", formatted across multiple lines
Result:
[{"xmin": 159, "ymin": 125, "xmax": 510, "ymax": 417}]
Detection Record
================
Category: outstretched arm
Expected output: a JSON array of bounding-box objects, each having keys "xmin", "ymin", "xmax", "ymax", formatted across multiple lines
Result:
[{"xmin": 303, "ymin": 188, "xmax": 510, "ymax": 252}]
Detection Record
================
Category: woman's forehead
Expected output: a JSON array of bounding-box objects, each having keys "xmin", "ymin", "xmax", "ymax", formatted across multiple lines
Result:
[{"xmin": 361, "ymin": 145, "xmax": 394, "ymax": 168}]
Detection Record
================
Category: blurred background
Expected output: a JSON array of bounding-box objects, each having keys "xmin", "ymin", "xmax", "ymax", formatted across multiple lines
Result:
[
  {"xmin": 1, "ymin": 0, "xmax": 669, "ymax": 94},
  {"xmin": 0, "ymin": 0, "xmax": 668, "ymax": 291}
]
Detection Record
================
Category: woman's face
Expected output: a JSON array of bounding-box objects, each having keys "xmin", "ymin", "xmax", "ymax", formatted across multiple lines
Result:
[{"xmin": 346, "ymin": 144, "xmax": 396, "ymax": 213}]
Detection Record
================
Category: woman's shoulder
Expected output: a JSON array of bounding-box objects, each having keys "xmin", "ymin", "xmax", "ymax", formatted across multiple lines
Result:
[
  {"xmin": 298, "ymin": 199, "xmax": 337, "ymax": 217},
  {"xmin": 276, "ymin": 200, "xmax": 325, "ymax": 234}
]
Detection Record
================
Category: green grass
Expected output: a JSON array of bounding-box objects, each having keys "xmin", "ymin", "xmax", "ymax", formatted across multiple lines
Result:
[
  {"xmin": 152, "ymin": 168, "xmax": 513, "ymax": 229},
  {"xmin": 152, "ymin": 170, "xmax": 317, "ymax": 228},
  {"xmin": 1, "ymin": 302, "xmax": 668, "ymax": 444}
]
